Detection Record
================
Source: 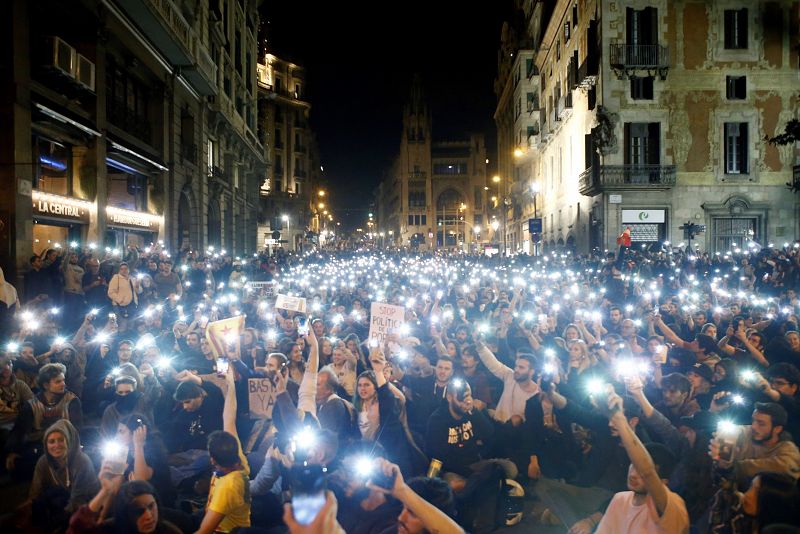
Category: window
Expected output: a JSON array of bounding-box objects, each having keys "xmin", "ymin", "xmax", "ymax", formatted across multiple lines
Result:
[
  {"xmin": 564, "ymin": 21, "xmax": 571, "ymax": 41},
  {"xmin": 626, "ymin": 7, "xmax": 658, "ymax": 46},
  {"xmin": 726, "ymin": 76, "xmax": 746, "ymax": 99},
  {"xmin": 421, "ymin": 215, "xmax": 427, "ymax": 225},
  {"xmin": 624, "ymin": 123, "xmax": 661, "ymax": 165},
  {"xmin": 275, "ymin": 77, "xmax": 282, "ymax": 93},
  {"xmin": 573, "ymin": 4, "xmax": 578, "ymax": 26},
  {"xmin": 207, "ymin": 139, "xmax": 214, "ymax": 174},
  {"xmin": 408, "ymin": 215, "xmax": 414, "ymax": 226},
  {"xmin": 474, "ymin": 186, "xmax": 482, "ymax": 210},
  {"xmin": 525, "ymin": 58, "xmax": 534, "ymax": 77},
  {"xmin": 556, "ymin": 39, "xmax": 561, "ymax": 60},
  {"xmin": 714, "ymin": 217, "xmax": 755, "ymax": 251},
  {"xmin": 724, "ymin": 9, "xmax": 748, "ymax": 49},
  {"xmin": 408, "ymin": 191, "xmax": 426, "ymax": 208},
  {"xmin": 526, "ymin": 92, "xmax": 538, "ymax": 111},
  {"xmin": 724, "ymin": 122, "xmax": 748, "ymax": 174},
  {"xmin": 34, "ymin": 136, "xmax": 71, "ymax": 195},
  {"xmin": 275, "ymin": 128, "xmax": 283, "ymax": 149},
  {"xmin": 433, "ymin": 163, "xmax": 467, "ymax": 175},
  {"xmin": 630, "ymin": 76, "xmax": 654, "ymax": 99}
]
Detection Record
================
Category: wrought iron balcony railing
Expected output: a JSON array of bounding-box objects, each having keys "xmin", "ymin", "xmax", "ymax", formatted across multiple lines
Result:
[{"xmin": 578, "ymin": 164, "xmax": 676, "ymax": 196}]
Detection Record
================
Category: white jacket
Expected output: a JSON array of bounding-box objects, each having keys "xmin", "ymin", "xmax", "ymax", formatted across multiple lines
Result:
[{"xmin": 108, "ymin": 273, "xmax": 139, "ymax": 306}]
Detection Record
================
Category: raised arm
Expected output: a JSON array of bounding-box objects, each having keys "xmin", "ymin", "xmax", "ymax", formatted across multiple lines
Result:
[
  {"xmin": 655, "ymin": 316, "xmax": 687, "ymax": 348},
  {"xmin": 223, "ymin": 367, "xmax": 237, "ymax": 438},
  {"xmin": 606, "ymin": 387, "xmax": 669, "ymax": 516},
  {"xmin": 297, "ymin": 331, "xmax": 319, "ymax": 416},
  {"xmin": 474, "ymin": 339, "xmax": 512, "ymax": 380}
]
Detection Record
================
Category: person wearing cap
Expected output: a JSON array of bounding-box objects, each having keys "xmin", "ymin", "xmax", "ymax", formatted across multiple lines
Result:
[
  {"xmin": 163, "ymin": 372, "xmax": 224, "ymax": 454},
  {"xmin": 686, "ymin": 364, "xmax": 714, "ymax": 410},
  {"xmin": 627, "ymin": 376, "xmax": 716, "ymax": 522}
]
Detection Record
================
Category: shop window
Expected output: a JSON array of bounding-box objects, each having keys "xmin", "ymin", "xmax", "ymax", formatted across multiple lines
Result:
[{"xmin": 34, "ymin": 136, "xmax": 71, "ymax": 196}]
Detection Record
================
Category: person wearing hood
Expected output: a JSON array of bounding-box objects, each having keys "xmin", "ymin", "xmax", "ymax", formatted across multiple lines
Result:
[
  {"xmin": 100, "ymin": 375, "xmax": 155, "ymax": 439},
  {"xmin": 39, "ymin": 341, "xmax": 84, "ymax": 398},
  {"xmin": 0, "ymin": 355, "xmax": 33, "ymax": 435},
  {"xmin": 27, "ymin": 419, "xmax": 99, "ymax": 529},
  {"xmin": 0, "ymin": 266, "xmax": 20, "ymax": 337},
  {"xmin": 5, "ymin": 363, "xmax": 83, "ymax": 476}
]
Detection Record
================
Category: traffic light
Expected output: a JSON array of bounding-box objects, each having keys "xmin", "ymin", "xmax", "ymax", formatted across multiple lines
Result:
[{"xmin": 679, "ymin": 222, "xmax": 706, "ymax": 241}]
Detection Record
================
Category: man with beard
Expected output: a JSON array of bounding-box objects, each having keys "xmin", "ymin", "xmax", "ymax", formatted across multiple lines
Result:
[
  {"xmin": 594, "ymin": 385, "xmax": 689, "ymax": 533},
  {"xmin": 4, "ymin": 363, "xmax": 83, "ymax": 477},
  {"xmin": 81, "ymin": 257, "xmax": 109, "ymax": 313},
  {"xmin": 654, "ymin": 373, "xmax": 700, "ymax": 427},
  {"xmin": 100, "ymin": 375, "xmax": 153, "ymax": 438},
  {"xmin": 395, "ymin": 355, "xmax": 455, "ymax": 435},
  {"xmin": 474, "ymin": 340, "xmax": 538, "ymax": 425},
  {"xmin": 710, "ymin": 402, "xmax": 800, "ymax": 486}
]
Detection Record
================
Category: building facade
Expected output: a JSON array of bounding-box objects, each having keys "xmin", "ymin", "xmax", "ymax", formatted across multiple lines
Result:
[
  {"xmin": 0, "ymin": 0, "xmax": 264, "ymax": 284},
  {"xmin": 497, "ymin": 0, "xmax": 800, "ymax": 255},
  {"xmin": 256, "ymin": 52, "xmax": 321, "ymax": 251},
  {"xmin": 377, "ymin": 77, "xmax": 490, "ymax": 251}
]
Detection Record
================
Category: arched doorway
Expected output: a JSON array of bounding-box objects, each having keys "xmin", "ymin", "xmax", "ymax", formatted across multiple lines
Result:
[
  {"xmin": 435, "ymin": 188, "xmax": 466, "ymax": 248},
  {"xmin": 208, "ymin": 200, "xmax": 221, "ymax": 249},
  {"xmin": 178, "ymin": 190, "xmax": 192, "ymax": 252}
]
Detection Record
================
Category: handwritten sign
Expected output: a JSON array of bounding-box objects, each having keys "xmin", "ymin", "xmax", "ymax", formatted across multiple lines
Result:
[
  {"xmin": 248, "ymin": 377, "xmax": 276, "ymax": 419},
  {"xmin": 246, "ymin": 281, "xmax": 276, "ymax": 296},
  {"xmin": 369, "ymin": 302, "xmax": 405, "ymax": 345},
  {"xmin": 275, "ymin": 294, "xmax": 307, "ymax": 313}
]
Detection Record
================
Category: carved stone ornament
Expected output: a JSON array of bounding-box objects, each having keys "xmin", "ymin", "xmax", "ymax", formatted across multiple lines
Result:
[{"xmin": 592, "ymin": 106, "xmax": 619, "ymax": 156}]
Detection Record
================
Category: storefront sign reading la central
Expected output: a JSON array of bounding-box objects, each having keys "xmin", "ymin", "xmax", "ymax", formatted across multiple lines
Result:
[
  {"xmin": 107, "ymin": 210, "xmax": 158, "ymax": 231},
  {"xmin": 32, "ymin": 193, "xmax": 91, "ymax": 224}
]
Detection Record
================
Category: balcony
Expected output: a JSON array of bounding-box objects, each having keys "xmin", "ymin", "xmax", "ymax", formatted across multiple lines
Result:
[
  {"xmin": 209, "ymin": 166, "xmax": 226, "ymax": 180},
  {"xmin": 556, "ymin": 93, "xmax": 573, "ymax": 120},
  {"xmin": 115, "ymin": 0, "xmax": 217, "ymax": 95},
  {"xmin": 578, "ymin": 164, "xmax": 676, "ymax": 196},
  {"xmin": 610, "ymin": 44, "xmax": 670, "ymax": 80}
]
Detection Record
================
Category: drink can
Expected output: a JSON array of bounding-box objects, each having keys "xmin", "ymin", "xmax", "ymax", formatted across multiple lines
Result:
[{"xmin": 427, "ymin": 458, "xmax": 443, "ymax": 478}]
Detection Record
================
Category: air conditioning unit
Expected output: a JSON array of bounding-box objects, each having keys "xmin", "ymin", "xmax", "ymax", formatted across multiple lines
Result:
[
  {"xmin": 46, "ymin": 36, "xmax": 76, "ymax": 78},
  {"xmin": 75, "ymin": 54, "xmax": 95, "ymax": 91}
]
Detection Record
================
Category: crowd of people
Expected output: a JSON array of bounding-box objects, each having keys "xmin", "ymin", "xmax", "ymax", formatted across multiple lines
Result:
[{"xmin": 1, "ymin": 238, "xmax": 800, "ymax": 533}]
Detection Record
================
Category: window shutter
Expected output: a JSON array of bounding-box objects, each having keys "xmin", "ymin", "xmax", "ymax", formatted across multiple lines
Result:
[
  {"xmin": 626, "ymin": 7, "xmax": 635, "ymax": 43},
  {"xmin": 624, "ymin": 123, "xmax": 631, "ymax": 164},
  {"xmin": 739, "ymin": 123, "xmax": 748, "ymax": 173},
  {"xmin": 724, "ymin": 11, "xmax": 735, "ymax": 49},
  {"xmin": 648, "ymin": 123, "xmax": 660, "ymax": 164}
]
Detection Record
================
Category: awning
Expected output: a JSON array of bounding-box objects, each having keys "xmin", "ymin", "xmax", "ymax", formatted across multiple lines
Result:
[
  {"xmin": 107, "ymin": 140, "xmax": 168, "ymax": 173},
  {"xmin": 34, "ymin": 103, "xmax": 102, "ymax": 137}
]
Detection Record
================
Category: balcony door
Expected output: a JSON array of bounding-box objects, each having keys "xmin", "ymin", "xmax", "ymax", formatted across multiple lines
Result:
[
  {"xmin": 626, "ymin": 7, "xmax": 658, "ymax": 65},
  {"xmin": 624, "ymin": 123, "xmax": 660, "ymax": 183}
]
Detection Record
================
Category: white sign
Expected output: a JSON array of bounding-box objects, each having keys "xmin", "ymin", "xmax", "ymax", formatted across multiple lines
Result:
[
  {"xmin": 247, "ymin": 378, "xmax": 276, "ymax": 419},
  {"xmin": 247, "ymin": 281, "xmax": 276, "ymax": 296},
  {"xmin": 609, "ymin": 194, "xmax": 622, "ymax": 204},
  {"xmin": 622, "ymin": 209, "xmax": 665, "ymax": 224},
  {"xmin": 369, "ymin": 302, "xmax": 406, "ymax": 345},
  {"xmin": 275, "ymin": 293, "xmax": 307, "ymax": 313}
]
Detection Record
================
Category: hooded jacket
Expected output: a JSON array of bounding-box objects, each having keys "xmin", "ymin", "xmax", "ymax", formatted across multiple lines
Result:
[
  {"xmin": 29, "ymin": 419, "xmax": 99, "ymax": 512},
  {"xmin": 734, "ymin": 425, "xmax": 800, "ymax": 485}
]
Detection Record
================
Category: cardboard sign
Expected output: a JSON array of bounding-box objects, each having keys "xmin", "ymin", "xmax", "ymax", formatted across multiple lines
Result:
[
  {"xmin": 369, "ymin": 302, "xmax": 406, "ymax": 345},
  {"xmin": 247, "ymin": 281, "xmax": 276, "ymax": 296},
  {"xmin": 248, "ymin": 377, "xmax": 276, "ymax": 419},
  {"xmin": 275, "ymin": 294, "xmax": 307, "ymax": 313}
]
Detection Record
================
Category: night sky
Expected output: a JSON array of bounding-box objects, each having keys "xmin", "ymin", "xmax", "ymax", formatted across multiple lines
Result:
[{"xmin": 260, "ymin": 1, "xmax": 511, "ymax": 224}]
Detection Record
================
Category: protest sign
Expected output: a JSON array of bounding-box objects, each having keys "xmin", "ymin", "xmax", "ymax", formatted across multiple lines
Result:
[
  {"xmin": 275, "ymin": 294, "xmax": 307, "ymax": 313},
  {"xmin": 248, "ymin": 377, "xmax": 276, "ymax": 419},
  {"xmin": 246, "ymin": 281, "xmax": 276, "ymax": 296},
  {"xmin": 369, "ymin": 302, "xmax": 405, "ymax": 345}
]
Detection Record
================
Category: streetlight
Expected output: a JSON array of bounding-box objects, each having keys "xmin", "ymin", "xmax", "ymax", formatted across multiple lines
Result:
[
  {"xmin": 492, "ymin": 175, "xmax": 501, "ymax": 183},
  {"xmin": 318, "ymin": 190, "xmax": 326, "ymax": 197},
  {"xmin": 318, "ymin": 202, "xmax": 325, "ymax": 209}
]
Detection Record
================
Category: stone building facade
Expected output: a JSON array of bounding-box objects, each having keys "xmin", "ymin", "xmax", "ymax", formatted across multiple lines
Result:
[
  {"xmin": 376, "ymin": 77, "xmax": 489, "ymax": 251},
  {"xmin": 0, "ymin": 0, "xmax": 264, "ymax": 285},
  {"xmin": 497, "ymin": 0, "xmax": 799, "ymax": 255}
]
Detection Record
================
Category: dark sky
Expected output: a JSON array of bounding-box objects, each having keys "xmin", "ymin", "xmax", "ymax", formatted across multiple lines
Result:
[{"xmin": 260, "ymin": 1, "xmax": 511, "ymax": 222}]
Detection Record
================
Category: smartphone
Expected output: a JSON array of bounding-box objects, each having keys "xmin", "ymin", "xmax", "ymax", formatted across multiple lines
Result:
[
  {"xmin": 216, "ymin": 357, "xmax": 230, "ymax": 376},
  {"xmin": 297, "ymin": 316, "xmax": 309, "ymax": 336},
  {"xmin": 716, "ymin": 437, "xmax": 735, "ymax": 462},
  {"xmin": 290, "ymin": 464, "xmax": 327, "ymax": 525},
  {"xmin": 103, "ymin": 442, "xmax": 129, "ymax": 476}
]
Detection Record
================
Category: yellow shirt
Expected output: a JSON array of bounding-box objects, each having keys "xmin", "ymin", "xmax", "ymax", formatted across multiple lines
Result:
[{"xmin": 206, "ymin": 436, "xmax": 251, "ymax": 532}]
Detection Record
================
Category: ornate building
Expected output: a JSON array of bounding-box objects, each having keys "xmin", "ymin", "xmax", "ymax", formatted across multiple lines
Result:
[
  {"xmin": 496, "ymin": 0, "xmax": 800, "ymax": 255},
  {"xmin": 376, "ymin": 76, "xmax": 489, "ymax": 251}
]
